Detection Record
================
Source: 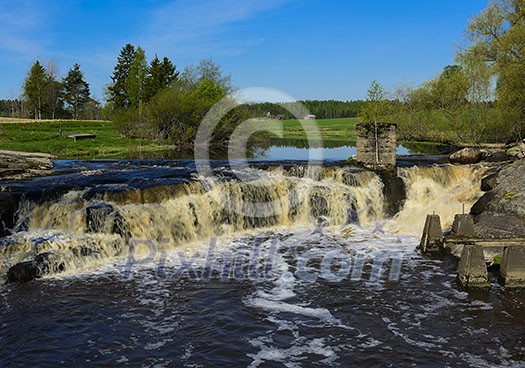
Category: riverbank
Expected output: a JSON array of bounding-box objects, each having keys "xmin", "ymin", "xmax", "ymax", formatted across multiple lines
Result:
[
  {"xmin": 0, "ymin": 150, "xmax": 55, "ymax": 181},
  {"xmin": 0, "ymin": 120, "xmax": 177, "ymax": 158}
]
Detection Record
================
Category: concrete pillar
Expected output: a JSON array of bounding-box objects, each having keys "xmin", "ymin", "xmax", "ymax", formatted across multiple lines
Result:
[
  {"xmin": 500, "ymin": 246, "xmax": 525, "ymax": 287},
  {"xmin": 451, "ymin": 214, "xmax": 475, "ymax": 237},
  {"xmin": 356, "ymin": 123, "xmax": 397, "ymax": 168},
  {"xmin": 456, "ymin": 244, "xmax": 489, "ymax": 288},
  {"xmin": 419, "ymin": 214, "xmax": 443, "ymax": 253}
]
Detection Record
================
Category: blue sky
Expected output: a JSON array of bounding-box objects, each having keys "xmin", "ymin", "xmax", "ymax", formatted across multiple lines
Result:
[{"xmin": 0, "ymin": 0, "xmax": 488, "ymax": 102}]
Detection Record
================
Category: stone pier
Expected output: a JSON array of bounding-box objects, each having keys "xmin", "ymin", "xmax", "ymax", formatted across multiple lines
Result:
[
  {"xmin": 500, "ymin": 246, "xmax": 525, "ymax": 287},
  {"xmin": 456, "ymin": 243, "xmax": 490, "ymax": 289},
  {"xmin": 451, "ymin": 214, "xmax": 475, "ymax": 238},
  {"xmin": 356, "ymin": 123, "xmax": 396, "ymax": 169},
  {"xmin": 419, "ymin": 214, "xmax": 443, "ymax": 253}
]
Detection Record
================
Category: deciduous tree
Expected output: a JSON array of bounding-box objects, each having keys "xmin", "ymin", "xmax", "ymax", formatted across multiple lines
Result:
[{"xmin": 459, "ymin": 0, "xmax": 525, "ymax": 139}]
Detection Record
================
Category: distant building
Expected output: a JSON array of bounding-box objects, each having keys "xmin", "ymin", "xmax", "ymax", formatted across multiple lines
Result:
[
  {"xmin": 275, "ymin": 114, "xmax": 285, "ymax": 120},
  {"xmin": 304, "ymin": 114, "xmax": 316, "ymax": 120}
]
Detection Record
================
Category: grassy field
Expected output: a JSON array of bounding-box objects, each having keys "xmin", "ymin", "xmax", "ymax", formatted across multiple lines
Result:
[
  {"xmin": 0, "ymin": 120, "xmax": 176, "ymax": 158},
  {"xmin": 269, "ymin": 117, "xmax": 360, "ymax": 143},
  {"xmin": 0, "ymin": 116, "xmax": 447, "ymax": 159}
]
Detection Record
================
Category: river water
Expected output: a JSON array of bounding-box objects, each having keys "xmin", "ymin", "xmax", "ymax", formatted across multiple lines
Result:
[{"xmin": 0, "ymin": 157, "xmax": 524, "ymax": 367}]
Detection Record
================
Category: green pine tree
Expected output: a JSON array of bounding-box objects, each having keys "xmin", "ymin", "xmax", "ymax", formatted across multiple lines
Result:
[
  {"xmin": 23, "ymin": 60, "xmax": 49, "ymax": 119},
  {"xmin": 63, "ymin": 63, "xmax": 91, "ymax": 120},
  {"xmin": 108, "ymin": 44, "xmax": 136, "ymax": 109},
  {"xmin": 126, "ymin": 46, "xmax": 147, "ymax": 110}
]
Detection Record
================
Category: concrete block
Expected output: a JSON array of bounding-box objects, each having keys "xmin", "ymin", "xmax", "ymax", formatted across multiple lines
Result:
[
  {"xmin": 356, "ymin": 123, "xmax": 397, "ymax": 168},
  {"xmin": 419, "ymin": 214, "xmax": 443, "ymax": 253},
  {"xmin": 500, "ymin": 246, "xmax": 525, "ymax": 287},
  {"xmin": 451, "ymin": 214, "xmax": 475, "ymax": 237},
  {"xmin": 456, "ymin": 244, "xmax": 489, "ymax": 288}
]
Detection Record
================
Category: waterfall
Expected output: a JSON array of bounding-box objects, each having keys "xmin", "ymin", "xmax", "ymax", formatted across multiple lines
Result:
[
  {"xmin": 0, "ymin": 164, "xmax": 487, "ymax": 280},
  {"xmin": 385, "ymin": 165, "xmax": 487, "ymax": 235}
]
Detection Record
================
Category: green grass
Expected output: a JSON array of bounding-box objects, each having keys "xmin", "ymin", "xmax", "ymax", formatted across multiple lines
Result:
[
  {"xmin": 0, "ymin": 120, "xmax": 176, "ymax": 159},
  {"xmin": 266, "ymin": 117, "xmax": 360, "ymax": 143},
  {"xmin": 0, "ymin": 117, "xmax": 450, "ymax": 159}
]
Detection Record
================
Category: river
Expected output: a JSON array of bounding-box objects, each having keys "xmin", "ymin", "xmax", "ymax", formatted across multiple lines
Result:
[{"xmin": 0, "ymin": 151, "xmax": 524, "ymax": 367}]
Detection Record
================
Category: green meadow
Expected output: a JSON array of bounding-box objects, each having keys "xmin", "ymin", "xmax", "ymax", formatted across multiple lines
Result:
[
  {"xmin": 0, "ymin": 120, "xmax": 175, "ymax": 158},
  {"xmin": 276, "ymin": 117, "xmax": 359, "ymax": 142}
]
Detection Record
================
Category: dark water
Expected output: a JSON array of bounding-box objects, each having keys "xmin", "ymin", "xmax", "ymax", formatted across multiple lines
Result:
[
  {"xmin": 1, "ymin": 227, "xmax": 524, "ymax": 367},
  {"xmin": 0, "ymin": 154, "xmax": 523, "ymax": 367}
]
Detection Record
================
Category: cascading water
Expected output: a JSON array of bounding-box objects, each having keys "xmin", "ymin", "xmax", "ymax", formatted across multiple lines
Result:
[
  {"xmin": 0, "ymin": 163, "xmax": 486, "ymax": 280},
  {"xmin": 2, "ymin": 161, "xmax": 524, "ymax": 368},
  {"xmin": 386, "ymin": 165, "xmax": 488, "ymax": 235}
]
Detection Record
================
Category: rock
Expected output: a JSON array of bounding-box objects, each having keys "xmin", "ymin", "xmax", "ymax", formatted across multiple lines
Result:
[
  {"xmin": 0, "ymin": 191, "xmax": 24, "ymax": 231},
  {"xmin": 449, "ymin": 148, "xmax": 491, "ymax": 164},
  {"xmin": 470, "ymin": 192, "xmax": 495, "ymax": 216},
  {"xmin": 6, "ymin": 261, "xmax": 38, "ymax": 282},
  {"xmin": 471, "ymin": 159, "xmax": 525, "ymax": 237},
  {"xmin": 86, "ymin": 203, "xmax": 114, "ymax": 233},
  {"xmin": 481, "ymin": 173, "xmax": 498, "ymax": 192},
  {"xmin": 0, "ymin": 220, "xmax": 9, "ymax": 237},
  {"xmin": 506, "ymin": 143, "xmax": 525, "ymax": 159},
  {"xmin": 0, "ymin": 150, "xmax": 55, "ymax": 181},
  {"xmin": 7, "ymin": 252, "xmax": 65, "ymax": 283},
  {"xmin": 377, "ymin": 170, "xmax": 407, "ymax": 217}
]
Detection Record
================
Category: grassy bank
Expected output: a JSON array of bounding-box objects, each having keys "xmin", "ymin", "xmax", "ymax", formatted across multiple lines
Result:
[
  {"xmin": 270, "ymin": 117, "xmax": 360, "ymax": 142},
  {"xmin": 0, "ymin": 117, "xmax": 450, "ymax": 159},
  {"xmin": 0, "ymin": 120, "xmax": 176, "ymax": 158}
]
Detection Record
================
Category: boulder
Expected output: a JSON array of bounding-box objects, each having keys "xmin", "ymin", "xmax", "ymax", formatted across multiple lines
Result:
[
  {"xmin": 449, "ymin": 148, "xmax": 491, "ymax": 164},
  {"xmin": 0, "ymin": 150, "xmax": 55, "ymax": 181},
  {"xmin": 86, "ymin": 203, "xmax": 114, "ymax": 233},
  {"xmin": 481, "ymin": 173, "xmax": 498, "ymax": 192},
  {"xmin": 470, "ymin": 191, "xmax": 496, "ymax": 216},
  {"xmin": 506, "ymin": 143, "xmax": 525, "ymax": 159},
  {"xmin": 0, "ymin": 220, "xmax": 9, "ymax": 238},
  {"xmin": 471, "ymin": 159, "xmax": 525, "ymax": 237},
  {"xmin": 7, "ymin": 252, "xmax": 65, "ymax": 283}
]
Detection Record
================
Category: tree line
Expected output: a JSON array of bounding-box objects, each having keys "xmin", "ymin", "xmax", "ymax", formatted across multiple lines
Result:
[
  {"xmin": 244, "ymin": 100, "xmax": 365, "ymax": 120},
  {"xmin": 106, "ymin": 44, "xmax": 247, "ymax": 151},
  {"xmin": 2, "ymin": 61, "xmax": 102, "ymax": 120}
]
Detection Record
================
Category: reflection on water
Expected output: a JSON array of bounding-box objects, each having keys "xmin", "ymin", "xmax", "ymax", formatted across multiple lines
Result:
[
  {"xmin": 254, "ymin": 139, "xmax": 451, "ymax": 161},
  {"xmin": 119, "ymin": 140, "xmax": 451, "ymax": 162}
]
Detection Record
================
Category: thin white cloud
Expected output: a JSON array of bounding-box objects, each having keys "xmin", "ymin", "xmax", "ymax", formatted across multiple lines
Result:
[{"xmin": 141, "ymin": 0, "xmax": 293, "ymax": 57}]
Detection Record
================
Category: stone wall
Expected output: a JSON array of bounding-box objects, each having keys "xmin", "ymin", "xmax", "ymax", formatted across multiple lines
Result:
[{"xmin": 356, "ymin": 123, "xmax": 397, "ymax": 168}]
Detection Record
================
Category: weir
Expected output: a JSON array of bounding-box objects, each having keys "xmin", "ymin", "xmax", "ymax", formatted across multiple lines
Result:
[
  {"xmin": 0, "ymin": 163, "xmax": 488, "ymax": 281},
  {"xmin": 419, "ymin": 211, "xmax": 525, "ymax": 288}
]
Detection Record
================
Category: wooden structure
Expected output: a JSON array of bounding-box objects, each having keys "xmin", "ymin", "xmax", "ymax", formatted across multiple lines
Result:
[{"xmin": 66, "ymin": 134, "xmax": 96, "ymax": 141}]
